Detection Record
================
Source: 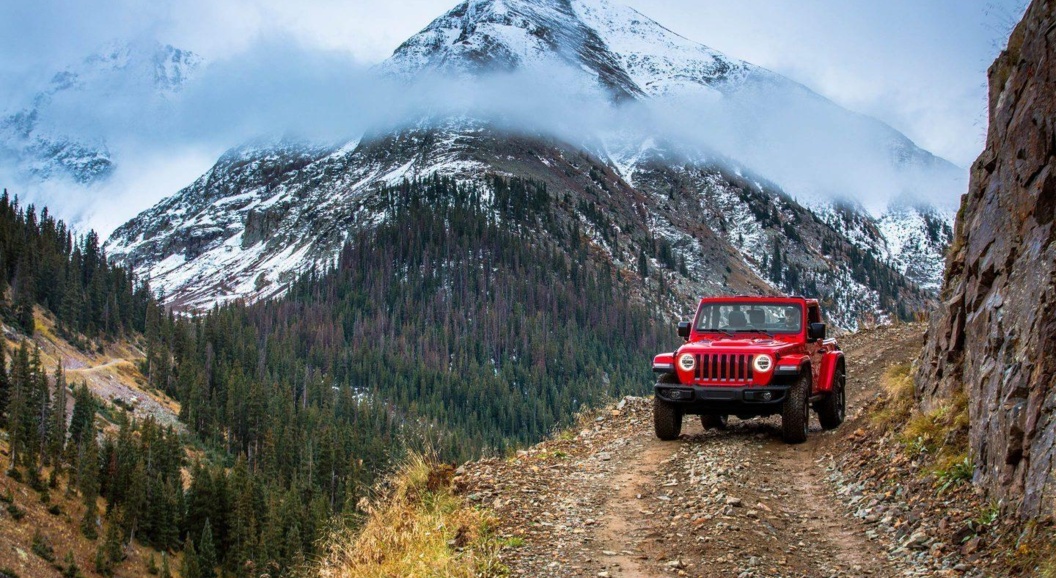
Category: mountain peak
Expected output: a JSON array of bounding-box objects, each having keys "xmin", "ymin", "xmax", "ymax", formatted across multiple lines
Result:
[
  {"xmin": 382, "ymin": 0, "xmax": 644, "ymax": 100},
  {"xmin": 381, "ymin": 0, "xmax": 759, "ymax": 103}
]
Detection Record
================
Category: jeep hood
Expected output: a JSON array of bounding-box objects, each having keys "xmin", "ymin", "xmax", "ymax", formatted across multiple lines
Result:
[{"xmin": 681, "ymin": 338, "xmax": 796, "ymax": 351}]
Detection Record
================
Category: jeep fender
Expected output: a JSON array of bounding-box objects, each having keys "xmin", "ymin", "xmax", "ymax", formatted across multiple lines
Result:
[
  {"xmin": 817, "ymin": 351, "xmax": 845, "ymax": 394},
  {"xmin": 774, "ymin": 354, "xmax": 809, "ymax": 375},
  {"xmin": 653, "ymin": 353, "xmax": 676, "ymax": 375}
]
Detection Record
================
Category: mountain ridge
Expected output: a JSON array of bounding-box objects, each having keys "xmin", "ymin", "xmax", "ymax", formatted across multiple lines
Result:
[{"xmin": 93, "ymin": 0, "xmax": 955, "ymax": 326}]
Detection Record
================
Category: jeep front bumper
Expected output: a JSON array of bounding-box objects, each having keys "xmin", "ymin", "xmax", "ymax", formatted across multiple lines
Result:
[{"xmin": 654, "ymin": 384, "xmax": 791, "ymax": 416}]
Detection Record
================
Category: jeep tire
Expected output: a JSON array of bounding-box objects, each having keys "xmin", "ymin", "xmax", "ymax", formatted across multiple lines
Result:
[
  {"xmin": 654, "ymin": 398, "xmax": 683, "ymax": 440},
  {"xmin": 818, "ymin": 364, "xmax": 846, "ymax": 430},
  {"xmin": 700, "ymin": 414, "xmax": 728, "ymax": 430},
  {"xmin": 781, "ymin": 370, "xmax": 810, "ymax": 444}
]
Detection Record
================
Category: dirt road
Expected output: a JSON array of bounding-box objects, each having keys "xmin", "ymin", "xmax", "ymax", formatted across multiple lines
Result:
[{"xmin": 456, "ymin": 324, "xmax": 957, "ymax": 578}]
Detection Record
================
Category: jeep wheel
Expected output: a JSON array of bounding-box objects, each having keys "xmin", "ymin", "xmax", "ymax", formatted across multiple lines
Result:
[
  {"xmin": 818, "ymin": 364, "xmax": 846, "ymax": 430},
  {"xmin": 781, "ymin": 371, "xmax": 810, "ymax": 444},
  {"xmin": 654, "ymin": 398, "xmax": 683, "ymax": 441},
  {"xmin": 700, "ymin": 414, "xmax": 728, "ymax": 430}
]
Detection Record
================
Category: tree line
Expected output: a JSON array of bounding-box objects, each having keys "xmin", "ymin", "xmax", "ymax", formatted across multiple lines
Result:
[
  {"xmin": 0, "ymin": 190, "xmax": 152, "ymax": 342},
  {"xmin": 1, "ymin": 177, "xmax": 670, "ymax": 576}
]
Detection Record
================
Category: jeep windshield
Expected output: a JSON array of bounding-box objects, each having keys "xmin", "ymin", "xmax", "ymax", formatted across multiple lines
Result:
[{"xmin": 695, "ymin": 302, "xmax": 803, "ymax": 335}]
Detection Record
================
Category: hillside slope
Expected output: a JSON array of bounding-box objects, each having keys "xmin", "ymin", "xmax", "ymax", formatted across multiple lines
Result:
[
  {"xmin": 0, "ymin": 309, "xmax": 183, "ymax": 578},
  {"xmin": 106, "ymin": 129, "xmax": 931, "ymax": 328}
]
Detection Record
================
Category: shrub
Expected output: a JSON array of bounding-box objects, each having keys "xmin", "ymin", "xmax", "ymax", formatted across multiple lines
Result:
[
  {"xmin": 6, "ymin": 503, "xmax": 25, "ymax": 521},
  {"xmin": 870, "ymin": 363, "xmax": 915, "ymax": 431},
  {"xmin": 31, "ymin": 530, "xmax": 56, "ymax": 563},
  {"xmin": 311, "ymin": 452, "xmax": 507, "ymax": 578}
]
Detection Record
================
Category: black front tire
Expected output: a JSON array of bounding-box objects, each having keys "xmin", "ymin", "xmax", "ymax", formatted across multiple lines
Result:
[
  {"xmin": 781, "ymin": 371, "xmax": 810, "ymax": 444},
  {"xmin": 700, "ymin": 414, "xmax": 728, "ymax": 430},
  {"xmin": 818, "ymin": 364, "xmax": 846, "ymax": 430},
  {"xmin": 654, "ymin": 398, "xmax": 683, "ymax": 441}
]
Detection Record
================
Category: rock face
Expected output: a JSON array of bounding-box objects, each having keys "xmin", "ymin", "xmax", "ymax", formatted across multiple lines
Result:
[{"xmin": 917, "ymin": 0, "xmax": 1056, "ymax": 519}]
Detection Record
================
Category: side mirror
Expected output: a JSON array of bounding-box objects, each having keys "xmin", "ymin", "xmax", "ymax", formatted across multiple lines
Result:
[
  {"xmin": 808, "ymin": 322, "xmax": 826, "ymax": 341},
  {"xmin": 677, "ymin": 321, "xmax": 691, "ymax": 340}
]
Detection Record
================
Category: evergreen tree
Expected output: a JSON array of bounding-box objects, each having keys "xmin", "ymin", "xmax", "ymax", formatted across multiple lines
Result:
[
  {"xmin": 124, "ymin": 460, "xmax": 148, "ymax": 544},
  {"xmin": 199, "ymin": 519, "xmax": 218, "ymax": 578},
  {"xmin": 6, "ymin": 341, "xmax": 31, "ymax": 471},
  {"xmin": 61, "ymin": 551, "xmax": 80, "ymax": 578},
  {"xmin": 78, "ymin": 436, "xmax": 100, "ymax": 540},
  {"xmin": 95, "ymin": 517, "xmax": 124, "ymax": 575},
  {"xmin": 770, "ymin": 236, "xmax": 784, "ymax": 285},
  {"xmin": 160, "ymin": 553, "xmax": 172, "ymax": 578},
  {"xmin": 0, "ymin": 339, "xmax": 8, "ymax": 425},
  {"xmin": 30, "ymin": 346, "xmax": 50, "ymax": 478},
  {"xmin": 48, "ymin": 366, "xmax": 68, "ymax": 474},
  {"xmin": 68, "ymin": 383, "xmax": 95, "ymax": 448},
  {"xmin": 181, "ymin": 538, "xmax": 201, "ymax": 578}
]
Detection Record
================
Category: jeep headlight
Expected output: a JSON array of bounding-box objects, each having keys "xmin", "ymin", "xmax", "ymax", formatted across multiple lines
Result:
[
  {"xmin": 678, "ymin": 353, "xmax": 696, "ymax": 372},
  {"xmin": 753, "ymin": 354, "xmax": 773, "ymax": 373}
]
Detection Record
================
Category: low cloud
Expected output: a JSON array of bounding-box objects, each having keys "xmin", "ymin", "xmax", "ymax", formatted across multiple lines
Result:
[{"xmin": 4, "ymin": 39, "xmax": 967, "ymax": 236}]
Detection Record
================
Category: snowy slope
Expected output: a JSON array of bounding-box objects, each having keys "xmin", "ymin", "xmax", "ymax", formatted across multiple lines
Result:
[
  {"xmin": 570, "ymin": 0, "xmax": 754, "ymax": 97},
  {"xmin": 0, "ymin": 41, "xmax": 201, "ymax": 184},
  {"xmin": 106, "ymin": 0, "xmax": 955, "ymax": 327}
]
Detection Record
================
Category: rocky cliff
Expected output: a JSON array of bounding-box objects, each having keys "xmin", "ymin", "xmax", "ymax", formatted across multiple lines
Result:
[{"xmin": 917, "ymin": 0, "xmax": 1056, "ymax": 519}]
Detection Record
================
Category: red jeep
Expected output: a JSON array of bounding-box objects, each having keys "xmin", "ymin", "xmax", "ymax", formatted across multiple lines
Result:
[{"xmin": 652, "ymin": 296, "xmax": 845, "ymax": 444}]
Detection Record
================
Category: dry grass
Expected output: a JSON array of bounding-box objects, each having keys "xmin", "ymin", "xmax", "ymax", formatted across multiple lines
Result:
[
  {"xmin": 310, "ymin": 453, "xmax": 506, "ymax": 578},
  {"xmin": 902, "ymin": 388, "xmax": 970, "ymax": 461},
  {"xmin": 870, "ymin": 363, "xmax": 916, "ymax": 431},
  {"xmin": 869, "ymin": 363, "xmax": 972, "ymax": 477},
  {"xmin": 1037, "ymin": 546, "xmax": 1056, "ymax": 578}
]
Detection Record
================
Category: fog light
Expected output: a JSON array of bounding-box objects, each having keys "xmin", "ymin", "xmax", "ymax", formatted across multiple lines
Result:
[{"xmin": 761, "ymin": 391, "xmax": 773, "ymax": 401}]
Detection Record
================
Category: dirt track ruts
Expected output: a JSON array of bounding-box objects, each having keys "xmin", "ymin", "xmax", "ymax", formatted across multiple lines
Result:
[{"xmin": 455, "ymin": 324, "xmax": 935, "ymax": 577}]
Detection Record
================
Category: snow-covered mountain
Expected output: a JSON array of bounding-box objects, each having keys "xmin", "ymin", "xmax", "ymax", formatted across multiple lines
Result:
[
  {"xmin": 0, "ymin": 41, "xmax": 200, "ymax": 184},
  {"xmin": 105, "ymin": 0, "xmax": 961, "ymax": 327}
]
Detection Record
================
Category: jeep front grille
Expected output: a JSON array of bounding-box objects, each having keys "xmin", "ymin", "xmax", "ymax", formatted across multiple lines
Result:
[{"xmin": 694, "ymin": 354, "xmax": 754, "ymax": 383}]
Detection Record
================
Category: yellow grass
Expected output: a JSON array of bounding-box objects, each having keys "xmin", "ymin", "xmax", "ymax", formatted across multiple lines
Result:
[
  {"xmin": 902, "ymin": 389, "xmax": 969, "ymax": 456},
  {"xmin": 870, "ymin": 363, "xmax": 916, "ymax": 431},
  {"xmin": 310, "ymin": 453, "xmax": 506, "ymax": 578}
]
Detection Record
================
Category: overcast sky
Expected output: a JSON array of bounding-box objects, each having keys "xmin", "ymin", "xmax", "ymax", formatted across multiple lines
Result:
[{"xmin": 1, "ymin": 0, "xmax": 1027, "ymax": 168}]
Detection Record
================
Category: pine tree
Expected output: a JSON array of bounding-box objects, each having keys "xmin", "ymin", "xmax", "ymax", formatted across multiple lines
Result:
[
  {"xmin": 94, "ymin": 546, "xmax": 111, "ymax": 577},
  {"xmin": 0, "ymin": 339, "xmax": 8, "ymax": 425},
  {"xmin": 160, "ymin": 553, "xmax": 172, "ymax": 578},
  {"xmin": 68, "ymin": 382, "xmax": 95, "ymax": 448},
  {"xmin": 62, "ymin": 551, "xmax": 80, "ymax": 578},
  {"xmin": 30, "ymin": 346, "xmax": 50, "ymax": 481},
  {"xmin": 7, "ymin": 341, "xmax": 31, "ymax": 471},
  {"xmin": 78, "ymin": 436, "xmax": 100, "ymax": 540},
  {"xmin": 15, "ymin": 286, "xmax": 35, "ymax": 335},
  {"xmin": 181, "ymin": 538, "xmax": 201, "ymax": 578},
  {"xmin": 770, "ymin": 237, "xmax": 783, "ymax": 285},
  {"xmin": 103, "ymin": 516, "xmax": 125, "ymax": 565},
  {"xmin": 199, "ymin": 519, "xmax": 218, "ymax": 578},
  {"xmin": 638, "ymin": 248, "xmax": 649, "ymax": 278},
  {"xmin": 124, "ymin": 460, "xmax": 148, "ymax": 544},
  {"xmin": 48, "ymin": 365, "xmax": 68, "ymax": 469}
]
